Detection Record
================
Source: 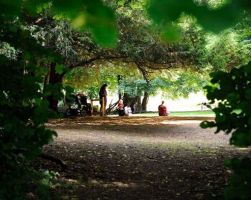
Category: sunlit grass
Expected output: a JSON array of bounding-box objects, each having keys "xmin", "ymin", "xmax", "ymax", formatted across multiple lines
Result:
[
  {"xmin": 132, "ymin": 110, "xmax": 214, "ymax": 117},
  {"xmin": 170, "ymin": 110, "xmax": 214, "ymax": 117}
]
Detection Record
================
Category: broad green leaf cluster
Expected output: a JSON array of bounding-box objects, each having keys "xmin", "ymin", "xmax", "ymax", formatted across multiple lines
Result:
[
  {"xmin": 147, "ymin": 0, "xmax": 251, "ymax": 37},
  {"xmin": 201, "ymin": 64, "xmax": 251, "ymax": 147},
  {"xmin": 1, "ymin": 0, "xmax": 118, "ymax": 47}
]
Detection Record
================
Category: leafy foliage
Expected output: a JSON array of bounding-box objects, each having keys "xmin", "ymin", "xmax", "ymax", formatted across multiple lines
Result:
[
  {"xmin": 0, "ymin": 54, "xmax": 57, "ymax": 198},
  {"xmin": 147, "ymin": 0, "xmax": 251, "ymax": 36},
  {"xmin": 64, "ymin": 64, "xmax": 209, "ymax": 110},
  {"xmin": 0, "ymin": 0, "xmax": 119, "ymax": 198},
  {"xmin": 206, "ymin": 29, "xmax": 251, "ymax": 71},
  {"xmin": 201, "ymin": 63, "xmax": 251, "ymax": 147},
  {"xmin": 201, "ymin": 63, "xmax": 251, "ymax": 200},
  {"xmin": 224, "ymin": 158, "xmax": 251, "ymax": 200},
  {"xmin": 64, "ymin": 63, "xmax": 141, "ymax": 97}
]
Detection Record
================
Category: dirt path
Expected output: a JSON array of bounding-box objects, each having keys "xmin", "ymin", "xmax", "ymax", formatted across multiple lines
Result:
[{"xmin": 40, "ymin": 117, "xmax": 250, "ymax": 200}]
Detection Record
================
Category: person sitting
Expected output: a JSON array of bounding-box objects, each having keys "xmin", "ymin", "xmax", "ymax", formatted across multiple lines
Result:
[
  {"xmin": 124, "ymin": 104, "xmax": 132, "ymax": 116},
  {"xmin": 117, "ymin": 99, "xmax": 125, "ymax": 116},
  {"xmin": 158, "ymin": 101, "xmax": 168, "ymax": 116}
]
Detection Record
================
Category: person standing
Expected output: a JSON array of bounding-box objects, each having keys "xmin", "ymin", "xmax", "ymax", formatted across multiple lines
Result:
[
  {"xmin": 99, "ymin": 84, "xmax": 108, "ymax": 116},
  {"xmin": 158, "ymin": 100, "xmax": 168, "ymax": 116}
]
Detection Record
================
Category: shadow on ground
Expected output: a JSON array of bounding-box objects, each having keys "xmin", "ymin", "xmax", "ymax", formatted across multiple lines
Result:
[{"xmin": 37, "ymin": 116, "xmax": 250, "ymax": 200}]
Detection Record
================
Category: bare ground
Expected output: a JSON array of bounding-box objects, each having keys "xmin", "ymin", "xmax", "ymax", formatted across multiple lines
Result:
[{"xmin": 38, "ymin": 116, "xmax": 251, "ymax": 200}]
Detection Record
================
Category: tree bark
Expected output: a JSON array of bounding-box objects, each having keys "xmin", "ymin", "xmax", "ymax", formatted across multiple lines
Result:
[
  {"xmin": 123, "ymin": 93, "xmax": 130, "ymax": 106},
  {"xmin": 117, "ymin": 75, "xmax": 122, "ymax": 100},
  {"xmin": 141, "ymin": 91, "xmax": 149, "ymax": 112},
  {"xmin": 123, "ymin": 93, "xmax": 142, "ymax": 113},
  {"xmin": 135, "ymin": 95, "xmax": 142, "ymax": 113},
  {"xmin": 44, "ymin": 63, "xmax": 64, "ymax": 112}
]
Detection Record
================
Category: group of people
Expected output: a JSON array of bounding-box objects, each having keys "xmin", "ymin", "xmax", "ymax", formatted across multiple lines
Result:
[
  {"xmin": 99, "ymin": 83, "xmax": 133, "ymax": 116},
  {"xmin": 99, "ymin": 83, "xmax": 169, "ymax": 117},
  {"xmin": 117, "ymin": 99, "xmax": 168, "ymax": 116}
]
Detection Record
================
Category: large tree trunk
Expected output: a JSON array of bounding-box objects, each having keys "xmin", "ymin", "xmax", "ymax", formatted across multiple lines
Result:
[
  {"xmin": 141, "ymin": 91, "xmax": 149, "ymax": 112},
  {"xmin": 44, "ymin": 63, "xmax": 64, "ymax": 112},
  {"xmin": 135, "ymin": 96, "xmax": 142, "ymax": 113},
  {"xmin": 123, "ymin": 93, "xmax": 142, "ymax": 113},
  {"xmin": 117, "ymin": 75, "xmax": 122, "ymax": 100},
  {"xmin": 123, "ymin": 93, "xmax": 130, "ymax": 106}
]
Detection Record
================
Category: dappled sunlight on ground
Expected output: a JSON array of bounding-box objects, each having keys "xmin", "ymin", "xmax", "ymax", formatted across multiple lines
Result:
[
  {"xmin": 47, "ymin": 116, "xmax": 229, "ymax": 148},
  {"xmin": 48, "ymin": 116, "xmax": 214, "ymax": 127},
  {"xmin": 41, "ymin": 116, "xmax": 251, "ymax": 200},
  {"xmin": 88, "ymin": 179, "xmax": 140, "ymax": 189}
]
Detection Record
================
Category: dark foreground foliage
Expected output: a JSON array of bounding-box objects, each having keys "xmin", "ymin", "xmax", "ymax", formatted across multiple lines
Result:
[
  {"xmin": 0, "ymin": 55, "xmax": 56, "ymax": 199},
  {"xmin": 0, "ymin": 0, "xmax": 116, "ymax": 198},
  {"xmin": 202, "ymin": 62, "xmax": 251, "ymax": 200}
]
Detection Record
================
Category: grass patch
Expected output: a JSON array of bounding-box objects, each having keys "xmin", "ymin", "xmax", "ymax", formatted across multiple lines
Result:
[
  {"xmin": 132, "ymin": 110, "xmax": 214, "ymax": 117},
  {"xmin": 170, "ymin": 110, "xmax": 214, "ymax": 117}
]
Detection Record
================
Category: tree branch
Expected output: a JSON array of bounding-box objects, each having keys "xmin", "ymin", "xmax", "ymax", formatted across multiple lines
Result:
[{"xmin": 136, "ymin": 63, "xmax": 150, "ymax": 84}]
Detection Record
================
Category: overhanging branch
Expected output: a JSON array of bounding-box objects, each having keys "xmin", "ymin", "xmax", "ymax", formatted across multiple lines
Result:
[{"xmin": 136, "ymin": 63, "xmax": 150, "ymax": 84}]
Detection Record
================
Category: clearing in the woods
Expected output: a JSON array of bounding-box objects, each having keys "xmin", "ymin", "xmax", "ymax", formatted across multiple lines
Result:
[{"xmin": 37, "ymin": 116, "xmax": 250, "ymax": 200}]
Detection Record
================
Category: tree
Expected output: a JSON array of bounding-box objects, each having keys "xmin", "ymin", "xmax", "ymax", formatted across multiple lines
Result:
[
  {"xmin": 59, "ymin": 1, "xmax": 211, "ymax": 112},
  {"xmin": 25, "ymin": 9, "xmax": 207, "ymax": 110},
  {"xmin": 64, "ymin": 64, "xmax": 209, "ymax": 112}
]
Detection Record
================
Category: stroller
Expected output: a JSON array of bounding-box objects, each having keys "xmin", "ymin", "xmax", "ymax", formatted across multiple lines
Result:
[{"xmin": 64, "ymin": 94, "xmax": 91, "ymax": 117}]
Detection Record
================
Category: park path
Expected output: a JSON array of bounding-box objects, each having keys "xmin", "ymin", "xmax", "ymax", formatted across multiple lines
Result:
[
  {"xmin": 48, "ymin": 116, "xmax": 230, "ymax": 148},
  {"xmin": 43, "ymin": 117, "xmax": 250, "ymax": 200}
]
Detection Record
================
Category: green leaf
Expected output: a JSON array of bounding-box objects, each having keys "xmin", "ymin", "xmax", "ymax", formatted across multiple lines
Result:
[
  {"xmin": 243, "ymin": 64, "xmax": 251, "ymax": 73},
  {"xmin": 53, "ymin": 0, "xmax": 84, "ymax": 18},
  {"xmin": 194, "ymin": 3, "xmax": 240, "ymax": 33},
  {"xmin": 71, "ymin": 13, "xmax": 87, "ymax": 29},
  {"xmin": 55, "ymin": 64, "xmax": 64, "ymax": 74},
  {"xmin": 0, "ymin": 0, "xmax": 22, "ymax": 18},
  {"xmin": 32, "ymin": 100, "xmax": 50, "ymax": 124},
  {"xmin": 215, "ymin": 114, "xmax": 226, "ymax": 123},
  {"xmin": 232, "ymin": 109, "xmax": 242, "ymax": 115},
  {"xmin": 86, "ymin": 2, "xmax": 118, "ymax": 47},
  {"xmin": 200, "ymin": 121, "xmax": 215, "ymax": 129},
  {"xmin": 245, "ymin": 89, "xmax": 251, "ymax": 100},
  {"xmin": 227, "ymin": 93, "xmax": 240, "ymax": 103},
  {"xmin": 211, "ymin": 71, "xmax": 225, "ymax": 83},
  {"xmin": 22, "ymin": 0, "xmax": 49, "ymax": 16},
  {"xmin": 89, "ymin": 23, "xmax": 118, "ymax": 48},
  {"xmin": 248, "ymin": 117, "xmax": 251, "ymax": 126},
  {"xmin": 224, "ymin": 159, "xmax": 232, "ymax": 167},
  {"xmin": 230, "ymin": 130, "xmax": 251, "ymax": 147},
  {"xmin": 147, "ymin": 0, "xmax": 195, "ymax": 24},
  {"xmin": 147, "ymin": 0, "xmax": 242, "ymax": 33},
  {"xmin": 160, "ymin": 23, "xmax": 181, "ymax": 42}
]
